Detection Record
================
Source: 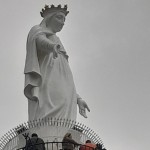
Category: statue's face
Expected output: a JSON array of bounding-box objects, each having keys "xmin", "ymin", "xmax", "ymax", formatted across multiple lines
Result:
[{"xmin": 48, "ymin": 12, "xmax": 66, "ymax": 33}]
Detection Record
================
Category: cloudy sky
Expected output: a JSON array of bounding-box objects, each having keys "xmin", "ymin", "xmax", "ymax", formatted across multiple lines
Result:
[{"xmin": 0, "ymin": 0, "xmax": 150, "ymax": 150}]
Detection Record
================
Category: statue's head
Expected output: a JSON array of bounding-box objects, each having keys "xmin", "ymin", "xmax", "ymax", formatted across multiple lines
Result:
[{"xmin": 40, "ymin": 4, "xmax": 69, "ymax": 33}]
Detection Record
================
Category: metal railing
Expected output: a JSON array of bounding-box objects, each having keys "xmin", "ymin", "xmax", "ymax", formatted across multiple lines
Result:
[
  {"xmin": 17, "ymin": 141, "xmax": 105, "ymax": 150},
  {"xmin": 0, "ymin": 118, "xmax": 104, "ymax": 150}
]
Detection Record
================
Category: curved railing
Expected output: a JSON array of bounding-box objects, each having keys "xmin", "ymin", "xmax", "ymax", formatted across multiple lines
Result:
[
  {"xmin": 17, "ymin": 142, "xmax": 106, "ymax": 150},
  {"xmin": 0, "ymin": 118, "xmax": 104, "ymax": 150}
]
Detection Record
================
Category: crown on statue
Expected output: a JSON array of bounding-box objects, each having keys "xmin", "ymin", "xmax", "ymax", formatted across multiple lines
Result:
[{"xmin": 40, "ymin": 4, "xmax": 69, "ymax": 18}]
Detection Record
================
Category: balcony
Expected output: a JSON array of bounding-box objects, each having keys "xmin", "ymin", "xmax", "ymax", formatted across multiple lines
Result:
[{"xmin": 0, "ymin": 118, "xmax": 105, "ymax": 150}]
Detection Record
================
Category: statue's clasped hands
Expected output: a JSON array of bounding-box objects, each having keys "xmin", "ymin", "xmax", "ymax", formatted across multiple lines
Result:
[{"xmin": 77, "ymin": 98, "xmax": 90, "ymax": 118}]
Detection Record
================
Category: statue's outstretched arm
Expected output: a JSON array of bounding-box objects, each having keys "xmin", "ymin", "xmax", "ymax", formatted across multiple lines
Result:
[{"xmin": 36, "ymin": 34, "xmax": 60, "ymax": 58}]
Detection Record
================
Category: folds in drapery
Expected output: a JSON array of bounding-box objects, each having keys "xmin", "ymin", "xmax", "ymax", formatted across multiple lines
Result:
[{"xmin": 24, "ymin": 25, "xmax": 77, "ymax": 121}]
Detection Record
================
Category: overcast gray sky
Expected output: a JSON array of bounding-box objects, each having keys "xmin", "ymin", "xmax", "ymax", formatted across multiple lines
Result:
[{"xmin": 0, "ymin": 0, "xmax": 150, "ymax": 150}]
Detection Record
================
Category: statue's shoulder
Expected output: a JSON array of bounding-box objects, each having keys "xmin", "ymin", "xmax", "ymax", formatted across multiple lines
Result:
[
  {"xmin": 29, "ymin": 25, "xmax": 41, "ymax": 34},
  {"xmin": 29, "ymin": 25, "xmax": 53, "ymax": 37}
]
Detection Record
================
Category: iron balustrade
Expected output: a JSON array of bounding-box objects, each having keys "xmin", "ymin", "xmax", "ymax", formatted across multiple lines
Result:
[
  {"xmin": 0, "ymin": 118, "xmax": 104, "ymax": 150},
  {"xmin": 17, "ymin": 141, "xmax": 102, "ymax": 150}
]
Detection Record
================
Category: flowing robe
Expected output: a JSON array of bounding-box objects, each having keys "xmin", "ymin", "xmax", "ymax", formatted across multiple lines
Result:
[{"xmin": 24, "ymin": 25, "xmax": 78, "ymax": 121}]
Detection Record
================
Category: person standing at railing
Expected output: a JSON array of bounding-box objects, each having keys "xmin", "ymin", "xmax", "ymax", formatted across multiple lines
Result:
[
  {"xmin": 25, "ymin": 133, "xmax": 45, "ymax": 150},
  {"xmin": 95, "ymin": 143, "xmax": 106, "ymax": 150},
  {"xmin": 79, "ymin": 140, "xmax": 96, "ymax": 150},
  {"xmin": 62, "ymin": 133, "xmax": 79, "ymax": 150}
]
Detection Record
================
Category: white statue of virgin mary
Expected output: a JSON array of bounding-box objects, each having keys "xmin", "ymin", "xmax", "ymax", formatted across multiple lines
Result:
[{"xmin": 24, "ymin": 5, "xmax": 90, "ymax": 121}]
